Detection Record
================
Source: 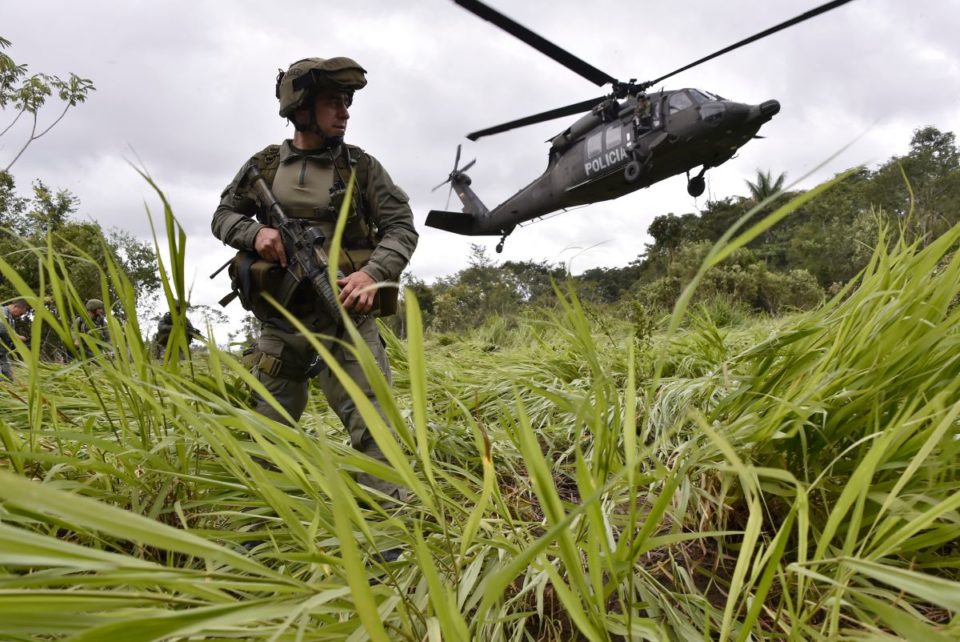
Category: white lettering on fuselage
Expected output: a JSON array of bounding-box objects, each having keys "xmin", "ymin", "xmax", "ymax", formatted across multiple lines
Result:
[{"xmin": 584, "ymin": 146, "xmax": 630, "ymax": 176}]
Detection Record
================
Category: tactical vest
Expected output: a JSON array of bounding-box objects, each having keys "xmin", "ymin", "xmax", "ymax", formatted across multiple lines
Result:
[{"xmin": 224, "ymin": 143, "xmax": 397, "ymax": 325}]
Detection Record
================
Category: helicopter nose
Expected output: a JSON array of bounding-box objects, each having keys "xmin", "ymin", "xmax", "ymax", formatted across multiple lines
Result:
[{"xmin": 748, "ymin": 99, "xmax": 780, "ymax": 123}]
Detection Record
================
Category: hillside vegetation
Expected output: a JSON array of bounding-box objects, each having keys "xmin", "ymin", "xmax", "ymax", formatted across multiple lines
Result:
[{"xmin": 0, "ymin": 174, "xmax": 958, "ymax": 641}]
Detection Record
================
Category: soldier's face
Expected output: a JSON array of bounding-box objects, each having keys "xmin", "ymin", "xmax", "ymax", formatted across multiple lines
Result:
[{"xmin": 312, "ymin": 91, "xmax": 351, "ymax": 138}]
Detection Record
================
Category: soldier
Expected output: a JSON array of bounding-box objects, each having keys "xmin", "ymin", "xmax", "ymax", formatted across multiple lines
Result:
[
  {"xmin": 0, "ymin": 298, "xmax": 30, "ymax": 381},
  {"xmin": 154, "ymin": 301, "xmax": 202, "ymax": 359},
  {"xmin": 212, "ymin": 57, "xmax": 418, "ymax": 501},
  {"xmin": 73, "ymin": 299, "xmax": 111, "ymax": 359},
  {"xmin": 635, "ymin": 93, "xmax": 653, "ymax": 130}
]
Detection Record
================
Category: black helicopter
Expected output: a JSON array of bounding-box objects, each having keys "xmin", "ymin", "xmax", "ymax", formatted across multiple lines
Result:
[{"xmin": 426, "ymin": 0, "xmax": 855, "ymax": 253}]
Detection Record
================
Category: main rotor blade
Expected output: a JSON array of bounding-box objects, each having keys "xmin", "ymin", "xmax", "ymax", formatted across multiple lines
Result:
[
  {"xmin": 647, "ymin": 0, "xmax": 856, "ymax": 87},
  {"xmin": 454, "ymin": 0, "xmax": 617, "ymax": 87},
  {"xmin": 467, "ymin": 96, "xmax": 604, "ymax": 141}
]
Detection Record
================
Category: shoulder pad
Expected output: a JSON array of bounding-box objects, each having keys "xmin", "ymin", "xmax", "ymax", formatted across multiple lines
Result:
[
  {"xmin": 253, "ymin": 144, "xmax": 281, "ymax": 170},
  {"xmin": 339, "ymin": 143, "xmax": 366, "ymax": 168}
]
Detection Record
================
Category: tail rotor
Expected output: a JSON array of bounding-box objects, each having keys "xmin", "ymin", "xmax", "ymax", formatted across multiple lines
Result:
[{"xmin": 432, "ymin": 144, "xmax": 476, "ymax": 209}]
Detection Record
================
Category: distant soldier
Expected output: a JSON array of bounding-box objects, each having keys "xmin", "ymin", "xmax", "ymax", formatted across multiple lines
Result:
[
  {"xmin": 0, "ymin": 298, "xmax": 30, "ymax": 381},
  {"xmin": 73, "ymin": 299, "xmax": 110, "ymax": 356},
  {"xmin": 154, "ymin": 301, "xmax": 202, "ymax": 359}
]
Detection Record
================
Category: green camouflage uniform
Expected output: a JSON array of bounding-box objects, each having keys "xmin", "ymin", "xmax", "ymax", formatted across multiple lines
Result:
[
  {"xmin": 73, "ymin": 313, "xmax": 109, "ymax": 358},
  {"xmin": 212, "ymin": 140, "xmax": 417, "ymax": 497},
  {"xmin": 0, "ymin": 306, "xmax": 18, "ymax": 380},
  {"xmin": 154, "ymin": 311, "xmax": 201, "ymax": 359}
]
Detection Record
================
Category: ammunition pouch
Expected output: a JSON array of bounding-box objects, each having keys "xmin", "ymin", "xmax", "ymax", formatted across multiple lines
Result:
[
  {"xmin": 223, "ymin": 250, "xmax": 288, "ymax": 323},
  {"xmin": 222, "ymin": 244, "xmax": 398, "ymax": 321},
  {"xmin": 251, "ymin": 335, "xmax": 312, "ymax": 382},
  {"xmin": 240, "ymin": 344, "xmax": 259, "ymax": 370}
]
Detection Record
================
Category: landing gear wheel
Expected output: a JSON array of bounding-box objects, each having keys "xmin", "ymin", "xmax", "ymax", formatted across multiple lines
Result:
[
  {"xmin": 624, "ymin": 160, "xmax": 642, "ymax": 183},
  {"xmin": 687, "ymin": 175, "xmax": 705, "ymax": 197},
  {"xmin": 496, "ymin": 231, "xmax": 508, "ymax": 254}
]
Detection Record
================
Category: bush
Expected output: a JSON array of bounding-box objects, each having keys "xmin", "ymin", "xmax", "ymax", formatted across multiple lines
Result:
[{"xmin": 760, "ymin": 268, "xmax": 825, "ymax": 312}]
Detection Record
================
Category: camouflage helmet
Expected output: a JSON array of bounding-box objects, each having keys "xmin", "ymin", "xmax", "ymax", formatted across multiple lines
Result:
[
  {"xmin": 276, "ymin": 57, "xmax": 367, "ymax": 118},
  {"xmin": 85, "ymin": 299, "xmax": 105, "ymax": 312}
]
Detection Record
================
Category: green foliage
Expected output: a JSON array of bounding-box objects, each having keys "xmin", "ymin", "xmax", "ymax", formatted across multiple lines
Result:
[
  {"xmin": 0, "ymin": 176, "xmax": 159, "ymax": 305},
  {"xmin": 629, "ymin": 126, "xmax": 960, "ymax": 299},
  {"xmin": 430, "ymin": 244, "xmax": 524, "ymax": 332},
  {"xmin": 1, "ymin": 36, "xmax": 95, "ymax": 171},
  {"xmin": 0, "ymin": 36, "xmax": 127, "ymax": 362},
  {"xmin": 631, "ymin": 239, "xmax": 824, "ymax": 315},
  {"xmin": 745, "ymin": 168, "xmax": 787, "ymax": 203},
  {"xmin": 0, "ymin": 172, "xmax": 159, "ymax": 360},
  {"xmin": 1, "ymin": 177, "xmax": 960, "ymax": 640}
]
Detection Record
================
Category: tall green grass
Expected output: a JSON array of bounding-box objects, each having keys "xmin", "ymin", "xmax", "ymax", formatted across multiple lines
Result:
[{"xmin": 0, "ymin": 177, "xmax": 957, "ymax": 641}]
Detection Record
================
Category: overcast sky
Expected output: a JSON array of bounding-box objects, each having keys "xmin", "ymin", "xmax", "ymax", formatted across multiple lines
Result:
[{"xmin": 3, "ymin": 0, "xmax": 959, "ymax": 335}]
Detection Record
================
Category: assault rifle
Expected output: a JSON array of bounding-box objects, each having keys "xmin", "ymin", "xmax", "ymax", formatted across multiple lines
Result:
[{"xmin": 245, "ymin": 163, "xmax": 356, "ymax": 323}]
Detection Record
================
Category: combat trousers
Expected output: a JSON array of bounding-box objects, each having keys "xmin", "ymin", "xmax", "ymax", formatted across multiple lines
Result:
[
  {"xmin": 251, "ymin": 314, "xmax": 399, "ymax": 498},
  {"xmin": 0, "ymin": 354, "xmax": 12, "ymax": 381}
]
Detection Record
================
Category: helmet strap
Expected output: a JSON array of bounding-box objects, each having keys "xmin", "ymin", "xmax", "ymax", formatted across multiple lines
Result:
[{"xmin": 291, "ymin": 97, "xmax": 343, "ymax": 149}]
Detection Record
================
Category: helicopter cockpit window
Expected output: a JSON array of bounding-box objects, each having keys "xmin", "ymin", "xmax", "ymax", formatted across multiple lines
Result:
[
  {"xmin": 689, "ymin": 89, "xmax": 715, "ymax": 104},
  {"xmin": 586, "ymin": 132, "xmax": 603, "ymax": 158},
  {"xmin": 604, "ymin": 124, "xmax": 622, "ymax": 149},
  {"xmin": 668, "ymin": 91, "xmax": 694, "ymax": 113}
]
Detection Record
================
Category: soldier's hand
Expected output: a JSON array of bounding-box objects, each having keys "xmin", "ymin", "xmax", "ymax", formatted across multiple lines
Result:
[
  {"xmin": 338, "ymin": 271, "xmax": 377, "ymax": 314},
  {"xmin": 254, "ymin": 227, "xmax": 287, "ymax": 267}
]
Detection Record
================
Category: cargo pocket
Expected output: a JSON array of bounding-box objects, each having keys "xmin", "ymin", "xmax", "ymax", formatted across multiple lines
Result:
[
  {"xmin": 345, "ymin": 319, "xmax": 391, "ymax": 382},
  {"xmin": 253, "ymin": 335, "xmax": 297, "ymax": 380}
]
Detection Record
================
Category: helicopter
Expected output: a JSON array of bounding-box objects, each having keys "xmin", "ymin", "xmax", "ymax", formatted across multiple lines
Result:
[{"xmin": 426, "ymin": 0, "xmax": 855, "ymax": 253}]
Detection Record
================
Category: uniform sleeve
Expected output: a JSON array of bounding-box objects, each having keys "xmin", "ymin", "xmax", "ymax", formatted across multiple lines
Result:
[
  {"xmin": 211, "ymin": 157, "xmax": 268, "ymax": 250},
  {"xmin": 0, "ymin": 313, "xmax": 12, "ymax": 351},
  {"xmin": 72, "ymin": 316, "xmax": 85, "ymax": 341},
  {"xmin": 358, "ymin": 154, "xmax": 419, "ymax": 282}
]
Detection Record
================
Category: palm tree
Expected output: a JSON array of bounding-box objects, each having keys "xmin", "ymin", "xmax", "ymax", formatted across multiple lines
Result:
[{"xmin": 745, "ymin": 169, "xmax": 787, "ymax": 203}]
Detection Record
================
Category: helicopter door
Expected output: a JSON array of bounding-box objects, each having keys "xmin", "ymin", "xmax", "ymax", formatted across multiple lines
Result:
[
  {"xmin": 666, "ymin": 90, "xmax": 698, "ymax": 131},
  {"xmin": 650, "ymin": 98, "xmax": 662, "ymax": 129}
]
